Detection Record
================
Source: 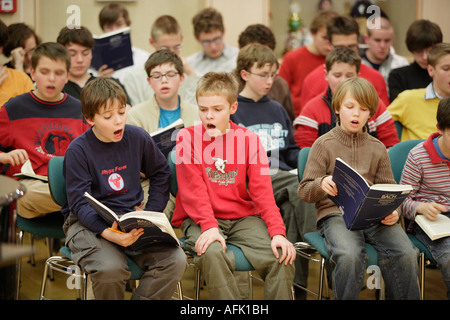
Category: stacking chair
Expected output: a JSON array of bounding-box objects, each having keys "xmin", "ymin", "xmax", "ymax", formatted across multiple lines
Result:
[
  {"xmin": 39, "ymin": 156, "xmax": 183, "ymax": 300},
  {"xmin": 296, "ymin": 147, "xmax": 385, "ymax": 300},
  {"xmin": 168, "ymin": 151, "xmax": 293, "ymax": 299},
  {"xmin": 388, "ymin": 139, "xmax": 435, "ymax": 299},
  {"xmin": 14, "ymin": 166, "xmax": 66, "ymax": 299}
]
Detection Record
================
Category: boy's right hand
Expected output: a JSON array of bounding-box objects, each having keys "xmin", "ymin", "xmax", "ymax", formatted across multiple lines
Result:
[
  {"xmin": 0, "ymin": 149, "xmax": 28, "ymax": 166},
  {"xmin": 321, "ymin": 175, "xmax": 338, "ymax": 197},
  {"xmin": 195, "ymin": 227, "xmax": 226, "ymax": 256},
  {"xmin": 101, "ymin": 221, "xmax": 144, "ymax": 247},
  {"xmin": 417, "ymin": 202, "xmax": 447, "ymax": 221}
]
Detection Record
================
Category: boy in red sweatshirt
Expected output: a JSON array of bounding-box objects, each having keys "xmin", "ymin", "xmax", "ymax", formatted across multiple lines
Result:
[{"xmin": 171, "ymin": 72, "xmax": 295, "ymax": 299}]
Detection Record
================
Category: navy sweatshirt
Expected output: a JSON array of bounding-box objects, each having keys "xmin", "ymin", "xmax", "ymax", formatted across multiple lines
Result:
[
  {"xmin": 231, "ymin": 95, "xmax": 299, "ymax": 171},
  {"xmin": 62, "ymin": 124, "xmax": 170, "ymax": 235}
]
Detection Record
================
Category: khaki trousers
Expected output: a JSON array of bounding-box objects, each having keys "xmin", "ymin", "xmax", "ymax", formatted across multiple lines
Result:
[
  {"xmin": 182, "ymin": 216, "xmax": 295, "ymax": 300},
  {"xmin": 16, "ymin": 179, "xmax": 61, "ymax": 218}
]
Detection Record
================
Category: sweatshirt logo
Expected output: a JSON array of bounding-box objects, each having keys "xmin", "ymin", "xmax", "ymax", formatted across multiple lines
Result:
[
  {"xmin": 206, "ymin": 157, "xmax": 237, "ymax": 186},
  {"xmin": 108, "ymin": 173, "xmax": 124, "ymax": 191}
]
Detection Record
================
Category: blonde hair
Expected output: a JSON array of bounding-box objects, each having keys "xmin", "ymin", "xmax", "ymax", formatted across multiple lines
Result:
[
  {"xmin": 332, "ymin": 78, "xmax": 378, "ymax": 123},
  {"xmin": 196, "ymin": 72, "xmax": 239, "ymax": 106}
]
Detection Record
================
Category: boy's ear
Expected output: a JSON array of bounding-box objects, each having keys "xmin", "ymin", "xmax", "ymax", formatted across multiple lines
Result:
[
  {"xmin": 427, "ymin": 64, "xmax": 434, "ymax": 78},
  {"xmin": 240, "ymin": 69, "xmax": 248, "ymax": 82},
  {"xmin": 179, "ymin": 72, "xmax": 185, "ymax": 85},
  {"xmin": 323, "ymin": 68, "xmax": 328, "ymax": 80},
  {"xmin": 30, "ymin": 67, "xmax": 36, "ymax": 82},
  {"xmin": 85, "ymin": 117, "xmax": 95, "ymax": 127},
  {"xmin": 229, "ymin": 101, "xmax": 238, "ymax": 115}
]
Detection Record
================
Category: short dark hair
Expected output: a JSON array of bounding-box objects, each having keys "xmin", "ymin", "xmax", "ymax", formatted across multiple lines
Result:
[
  {"xmin": 327, "ymin": 15, "xmax": 359, "ymax": 41},
  {"xmin": 3, "ymin": 23, "xmax": 40, "ymax": 57},
  {"xmin": 57, "ymin": 26, "xmax": 95, "ymax": 49},
  {"xmin": 31, "ymin": 42, "xmax": 71, "ymax": 71},
  {"xmin": 144, "ymin": 49, "xmax": 184, "ymax": 77},
  {"xmin": 80, "ymin": 78, "xmax": 127, "ymax": 120},
  {"xmin": 437, "ymin": 98, "xmax": 450, "ymax": 131},
  {"xmin": 405, "ymin": 20, "xmax": 442, "ymax": 53},
  {"xmin": 99, "ymin": 3, "xmax": 131, "ymax": 30},
  {"xmin": 192, "ymin": 7, "xmax": 224, "ymax": 38},
  {"xmin": 238, "ymin": 24, "xmax": 276, "ymax": 51},
  {"xmin": 0, "ymin": 19, "xmax": 8, "ymax": 48}
]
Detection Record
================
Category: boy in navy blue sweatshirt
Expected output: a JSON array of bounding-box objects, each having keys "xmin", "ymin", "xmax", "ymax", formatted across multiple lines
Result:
[
  {"xmin": 231, "ymin": 43, "xmax": 316, "ymax": 298},
  {"xmin": 62, "ymin": 78, "xmax": 186, "ymax": 300}
]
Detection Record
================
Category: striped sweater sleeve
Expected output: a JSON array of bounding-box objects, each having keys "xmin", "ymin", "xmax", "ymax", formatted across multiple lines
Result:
[{"xmin": 400, "ymin": 143, "xmax": 450, "ymax": 220}]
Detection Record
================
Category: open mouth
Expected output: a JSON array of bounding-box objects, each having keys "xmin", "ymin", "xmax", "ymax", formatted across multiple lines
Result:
[
  {"xmin": 206, "ymin": 124, "xmax": 216, "ymax": 130},
  {"xmin": 114, "ymin": 128, "xmax": 123, "ymax": 137}
]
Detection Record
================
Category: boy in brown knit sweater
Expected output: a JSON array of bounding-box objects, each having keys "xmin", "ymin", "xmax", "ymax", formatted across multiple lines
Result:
[{"xmin": 298, "ymin": 77, "xmax": 420, "ymax": 300}]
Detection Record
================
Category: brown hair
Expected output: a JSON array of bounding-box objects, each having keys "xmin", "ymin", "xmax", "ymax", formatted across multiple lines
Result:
[
  {"xmin": 57, "ymin": 26, "xmax": 95, "ymax": 49},
  {"xmin": 196, "ymin": 72, "xmax": 239, "ymax": 106},
  {"xmin": 325, "ymin": 46, "xmax": 361, "ymax": 73},
  {"xmin": 144, "ymin": 49, "xmax": 184, "ymax": 77},
  {"xmin": 327, "ymin": 15, "xmax": 359, "ymax": 41},
  {"xmin": 3, "ymin": 23, "xmax": 40, "ymax": 57},
  {"xmin": 80, "ymin": 78, "xmax": 127, "ymax": 120},
  {"xmin": 234, "ymin": 43, "xmax": 279, "ymax": 88},
  {"xmin": 405, "ymin": 19, "xmax": 442, "ymax": 53},
  {"xmin": 238, "ymin": 24, "xmax": 276, "ymax": 50},
  {"xmin": 99, "ymin": 3, "xmax": 131, "ymax": 30},
  {"xmin": 31, "ymin": 42, "xmax": 71, "ymax": 71},
  {"xmin": 310, "ymin": 10, "xmax": 338, "ymax": 34},
  {"xmin": 332, "ymin": 78, "xmax": 378, "ymax": 123},
  {"xmin": 437, "ymin": 98, "xmax": 450, "ymax": 131},
  {"xmin": 151, "ymin": 15, "xmax": 182, "ymax": 40},
  {"xmin": 192, "ymin": 7, "xmax": 224, "ymax": 38}
]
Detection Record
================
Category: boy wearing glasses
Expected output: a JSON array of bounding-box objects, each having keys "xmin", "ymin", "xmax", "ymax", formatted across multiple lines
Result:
[
  {"xmin": 127, "ymin": 49, "xmax": 198, "ymax": 132},
  {"xmin": 231, "ymin": 44, "xmax": 317, "ymax": 299},
  {"xmin": 127, "ymin": 49, "xmax": 198, "ymax": 215},
  {"xmin": 186, "ymin": 7, "xmax": 239, "ymax": 76}
]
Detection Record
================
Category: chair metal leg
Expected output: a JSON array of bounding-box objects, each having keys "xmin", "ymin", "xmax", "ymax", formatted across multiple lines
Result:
[
  {"xmin": 419, "ymin": 252, "xmax": 425, "ymax": 300},
  {"xmin": 195, "ymin": 268, "xmax": 202, "ymax": 300},
  {"xmin": 318, "ymin": 256, "xmax": 326, "ymax": 300}
]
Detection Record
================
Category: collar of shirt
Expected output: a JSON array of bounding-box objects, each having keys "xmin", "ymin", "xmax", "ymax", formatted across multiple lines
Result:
[{"xmin": 425, "ymin": 82, "xmax": 443, "ymax": 100}]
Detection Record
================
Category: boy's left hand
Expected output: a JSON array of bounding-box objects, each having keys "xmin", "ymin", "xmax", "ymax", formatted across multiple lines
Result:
[
  {"xmin": 271, "ymin": 235, "xmax": 296, "ymax": 265},
  {"xmin": 381, "ymin": 210, "xmax": 399, "ymax": 226}
]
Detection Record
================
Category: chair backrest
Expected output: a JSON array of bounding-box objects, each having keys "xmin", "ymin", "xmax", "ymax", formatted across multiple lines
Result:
[
  {"xmin": 168, "ymin": 150, "xmax": 178, "ymax": 196},
  {"xmin": 48, "ymin": 156, "xmax": 67, "ymax": 206},
  {"xmin": 388, "ymin": 139, "xmax": 424, "ymax": 183},
  {"xmin": 297, "ymin": 147, "xmax": 311, "ymax": 181},
  {"xmin": 394, "ymin": 121, "xmax": 403, "ymax": 141}
]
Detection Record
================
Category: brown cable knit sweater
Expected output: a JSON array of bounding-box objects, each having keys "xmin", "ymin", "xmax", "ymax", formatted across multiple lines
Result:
[{"xmin": 298, "ymin": 125, "xmax": 396, "ymax": 224}]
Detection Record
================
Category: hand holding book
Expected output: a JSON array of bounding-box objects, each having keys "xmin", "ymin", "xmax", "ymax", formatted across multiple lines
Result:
[{"xmin": 102, "ymin": 221, "xmax": 145, "ymax": 248}]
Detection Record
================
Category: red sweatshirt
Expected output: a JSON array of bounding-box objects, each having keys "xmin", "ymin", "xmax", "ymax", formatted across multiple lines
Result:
[
  {"xmin": 279, "ymin": 46, "xmax": 326, "ymax": 117},
  {"xmin": 171, "ymin": 122, "xmax": 286, "ymax": 238},
  {"xmin": 293, "ymin": 88, "xmax": 399, "ymax": 148},
  {"xmin": 299, "ymin": 64, "xmax": 390, "ymax": 110}
]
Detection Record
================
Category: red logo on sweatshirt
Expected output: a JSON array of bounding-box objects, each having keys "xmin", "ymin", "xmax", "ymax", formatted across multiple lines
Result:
[{"xmin": 108, "ymin": 173, "xmax": 124, "ymax": 191}]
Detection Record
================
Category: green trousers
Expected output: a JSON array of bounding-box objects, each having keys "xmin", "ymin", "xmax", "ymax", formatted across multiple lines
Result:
[{"xmin": 182, "ymin": 216, "xmax": 295, "ymax": 300}]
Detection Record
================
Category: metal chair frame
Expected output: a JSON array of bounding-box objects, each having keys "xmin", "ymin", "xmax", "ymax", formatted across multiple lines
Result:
[
  {"xmin": 168, "ymin": 151, "xmax": 294, "ymax": 300},
  {"xmin": 40, "ymin": 156, "xmax": 183, "ymax": 300}
]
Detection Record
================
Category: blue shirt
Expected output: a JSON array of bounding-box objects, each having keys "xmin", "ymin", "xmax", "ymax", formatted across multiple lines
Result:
[{"xmin": 159, "ymin": 104, "xmax": 181, "ymax": 129}]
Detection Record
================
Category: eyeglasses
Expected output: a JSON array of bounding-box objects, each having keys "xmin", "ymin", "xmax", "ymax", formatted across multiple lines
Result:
[
  {"xmin": 159, "ymin": 45, "xmax": 183, "ymax": 52},
  {"xmin": 200, "ymin": 36, "xmax": 223, "ymax": 47},
  {"xmin": 246, "ymin": 71, "xmax": 278, "ymax": 80},
  {"xmin": 149, "ymin": 71, "xmax": 179, "ymax": 81}
]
